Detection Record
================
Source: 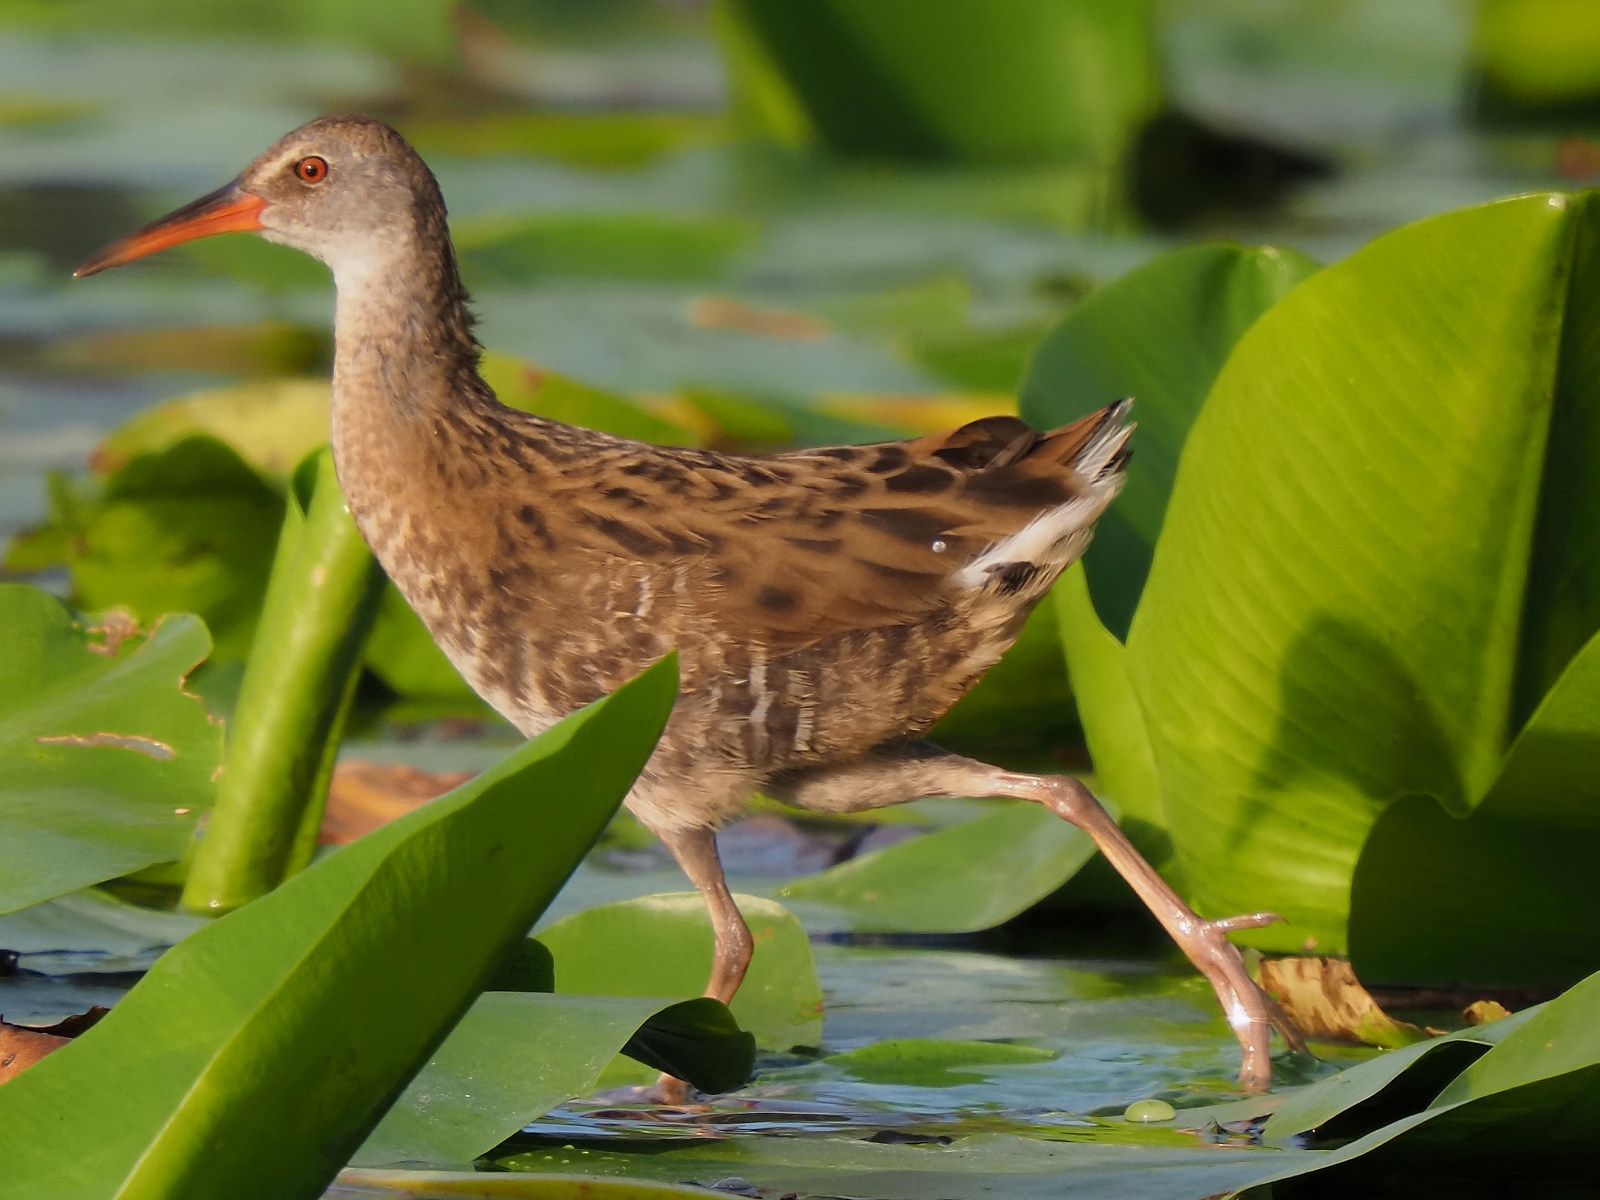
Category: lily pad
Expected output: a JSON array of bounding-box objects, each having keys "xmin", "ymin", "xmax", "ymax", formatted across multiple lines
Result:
[
  {"xmin": 456, "ymin": 214, "xmax": 759, "ymax": 286},
  {"xmin": 90, "ymin": 379, "xmax": 330, "ymax": 478},
  {"xmin": 826, "ymin": 1038, "xmax": 1056, "ymax": 1087},
  {"xmin": 536, "ymin": 892, "xmax": 822, "ymax": 1053},
  {"xmin": 358, "ymin": 994, "xmax": 753, "ymax": 1167},
  {"xmin": 0, "ymin": 584, "xmax": 220, "ymax": 916},
  {"xmin": 39, "ymin": 436, "xmax": 286, "ymax": 660},
  {"xmin": 779, "ymin": 802, "xmax": 1095, "ymax": 935}
]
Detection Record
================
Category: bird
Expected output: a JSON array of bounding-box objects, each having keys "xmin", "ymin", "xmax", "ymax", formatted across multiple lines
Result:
[{"xmin": 76, "ymin": 115, "xmax": 1304, "ymax": 1094}]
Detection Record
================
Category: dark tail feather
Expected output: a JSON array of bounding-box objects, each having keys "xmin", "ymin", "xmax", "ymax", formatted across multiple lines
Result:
[
  {"xmin": 1077, "ymin": 399, "xmax": 1135, "ymax": 477},
  {"xmin": 1037, "ymin": 397, "xmax": 1135, "ymax": 480}
]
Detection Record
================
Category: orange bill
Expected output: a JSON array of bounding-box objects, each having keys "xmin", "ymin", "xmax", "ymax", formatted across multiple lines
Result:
[{"xmin": 74, "ymin": 183, "xmax": 267, "ymax": 277}]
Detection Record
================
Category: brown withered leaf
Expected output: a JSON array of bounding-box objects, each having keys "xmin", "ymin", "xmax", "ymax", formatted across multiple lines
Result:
[
  {"xmin": 1463, "ymin": 998, "xmax": 1513, "ymax": 1026},
  {"xmin": 690, "ymin": 296, "xmax": 833, "ymax": 343},
  {"xmin": 0, "ymin": 1006, "xmax": 108, "ymax": 1085},
  {"xmin": 85, "ymin": 608, "xmax": 142, "ymax": 657},
  {"xmin": 1258, "ymin": 957, "xmax": 1441, "ymax": 1049},
  {"xmin": 319, "ymin": 761, "xmax": 475, "ymax": 845}
]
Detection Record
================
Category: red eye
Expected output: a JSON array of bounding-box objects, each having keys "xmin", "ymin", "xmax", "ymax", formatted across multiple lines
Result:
[{"xmin": 295, "ymin": 156, "xmax": 328, "ymax": 184}]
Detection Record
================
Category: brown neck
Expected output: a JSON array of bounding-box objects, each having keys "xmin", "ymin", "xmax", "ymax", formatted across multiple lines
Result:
[
  {"xmin": 330, "ymin": 223, "xmax": 486, "ymax": 422},
  {"xmin": 326, "ymin": 211, "xmax": 500, "ymax": 570}
]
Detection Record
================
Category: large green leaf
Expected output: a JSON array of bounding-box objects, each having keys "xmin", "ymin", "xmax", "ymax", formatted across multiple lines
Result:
[
  {"xmin": 1263, "ymin": 1009, "xmax": 1536, "ymax": 1139},
  {"xmin": 536, "ymin": 892, "xmax": 822, "ymax": 1053},
  {"xmin": 1350, "ymin": 624, "xmax": 1600, "ymax": 984},
  {"xmin": 0, "ymin": 658, "xmax": 676, "ymax": 1200},
  {"xmin": 0, "ymin": 584, "xmax": 220, "ymax": 915},
  {"xmin": 1346, "ymin": 209, "xmax": 1600, "ymax": 984},
  {"xmin": 1128, "ymin": 194, "xmax": 1600, "ymax": 960},
  {"xmin": 1013, "ymin": 244, "xmax": 1316, "ymax": 885},
  {"xmin": 1262, "ymin": 971, "xmax": 1600, "ymax": 1182},
  {"xmin": 358, "ymin": 994, "xmax": 753, "ymax": 1167},
  {"xmin": 1021, "ymin": 241, "xmax": 1319, "ymax": 640},
  {"xmin": 1049, "ymin": 566, "xmax": 1168, "ymax": 874}
]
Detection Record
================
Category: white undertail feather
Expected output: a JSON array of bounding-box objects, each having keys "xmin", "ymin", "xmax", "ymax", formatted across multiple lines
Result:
[{"xmin": 954, "ymin": 400, "xmax": 1135, "ymax": 591}]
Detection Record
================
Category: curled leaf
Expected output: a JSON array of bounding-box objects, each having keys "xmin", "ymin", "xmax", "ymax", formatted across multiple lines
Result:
[{"xmin": 1259, "ymin": 957, "xmax": 1437, "ymax": 1049}]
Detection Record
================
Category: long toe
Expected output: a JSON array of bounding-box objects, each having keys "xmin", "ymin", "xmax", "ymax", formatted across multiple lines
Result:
[
  {"xmin": 1188, "ymin": 917, "xmax": 1308, "ymax": 1088},
  {"xmin": 650, "ymin": 1071, "xmax": 698, "ymax": 1107}
]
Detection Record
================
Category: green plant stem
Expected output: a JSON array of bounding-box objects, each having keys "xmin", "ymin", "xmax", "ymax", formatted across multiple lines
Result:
[{"xmin": 181, "ymin": 448, "xmax": 385, "ymax": 913}]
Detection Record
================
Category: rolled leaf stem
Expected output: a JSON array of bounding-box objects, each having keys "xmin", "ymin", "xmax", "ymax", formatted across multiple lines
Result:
[{"xmin": 181, "ymin": 448, "xmax": 385, "ymax": 913}]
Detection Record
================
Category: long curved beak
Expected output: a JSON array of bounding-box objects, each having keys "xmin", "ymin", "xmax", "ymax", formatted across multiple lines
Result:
[{"xmin": 74, "ymin": 182, "xmax": 268, "ymax": 278}]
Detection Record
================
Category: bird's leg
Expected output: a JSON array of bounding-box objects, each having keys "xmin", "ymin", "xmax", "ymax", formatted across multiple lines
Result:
[
  {"xmin": 651, "ymin": 824, "xmax": 754, "ymax": 1103},
  {"xmin": 770, "ymin": 744, "xmax": 1305, "ymax": 1091},
  {"xmin": 987, "ymin": 770, "xmax": 1306, "ymax": 1089}
]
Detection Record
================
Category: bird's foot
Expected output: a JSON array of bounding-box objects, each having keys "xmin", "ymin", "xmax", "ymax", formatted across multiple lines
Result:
[
  {"xmin": 1179, "ymin": 910, "xmax": 1308, "ymax": 1091},
  {"xmin": 648, "ymin": 1072, "xmax": 704, "ymax": 1108}
]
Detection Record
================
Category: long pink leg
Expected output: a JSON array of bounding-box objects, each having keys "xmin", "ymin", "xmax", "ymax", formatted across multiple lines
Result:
[
  {"xmin": 770, "ymin": 744, "xmax": 1306, "ymax": 1090},
  {"xmin": 652, "ymin": 825, "xmax": 753, "ymax": 1103},
  {"xmin": 989, "ymin": 770, "xmax": 1305, "ymax": 1088}
]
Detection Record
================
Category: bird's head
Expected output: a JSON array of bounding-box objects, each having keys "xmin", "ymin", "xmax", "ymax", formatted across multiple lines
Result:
[{"xmin": 76, "ymin": 114, "xmax": 440, "ymax": 286}]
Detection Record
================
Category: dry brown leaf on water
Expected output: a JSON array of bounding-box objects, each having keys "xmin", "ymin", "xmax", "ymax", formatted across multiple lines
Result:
[
  {"xmin": 690, "ymin": 296, "xmax": 833, "ymax": 342},
  {"xmin": 0, "ymin": 1007, "xmax": 108, "ymax": 1086},
  {"xmin": 1463, "ymin": 998, "xmax": 1513, "ymax": 1025},
  {"xmin": 319, "ymin": 761, "xmax": 476, "ymax": 845},
  {"xmin": 1258, "ymin": 957, "xmax": 1440, "ymax": 1049}
]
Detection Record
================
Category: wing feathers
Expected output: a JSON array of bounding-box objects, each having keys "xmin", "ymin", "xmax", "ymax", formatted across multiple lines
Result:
[{"xmin": 545, "ymin": 399, "xmax": 1134, "ymax": 655}]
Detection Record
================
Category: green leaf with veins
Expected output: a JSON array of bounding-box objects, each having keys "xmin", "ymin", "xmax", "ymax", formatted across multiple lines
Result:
[{"xmin": 0, "ymin": 584, "xmax": 220, "ymax": 916}]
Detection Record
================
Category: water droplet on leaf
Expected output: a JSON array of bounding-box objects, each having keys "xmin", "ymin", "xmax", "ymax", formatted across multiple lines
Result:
[{"xmin": 1124, "ymin": 1098, "xmax": 1176, "ymax": 1123}]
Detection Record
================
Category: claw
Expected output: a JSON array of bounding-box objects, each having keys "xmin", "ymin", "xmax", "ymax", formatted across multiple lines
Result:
[
  {"xmin": 1207, "ymin": 911, "xmax": 1286, "ymax": 934},
  {"xmin": 1002, "ymin": 772, "xmax": 1309, "ymax": 1091}
]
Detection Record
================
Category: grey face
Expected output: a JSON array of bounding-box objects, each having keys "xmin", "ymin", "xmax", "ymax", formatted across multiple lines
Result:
[
  {"xmin": 72, "ymin": 115, "xmax": 439, "ymax": 291},
  {"xmin": 239, "ymin": 117, "xmax": 433, "ymax": 285}
]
